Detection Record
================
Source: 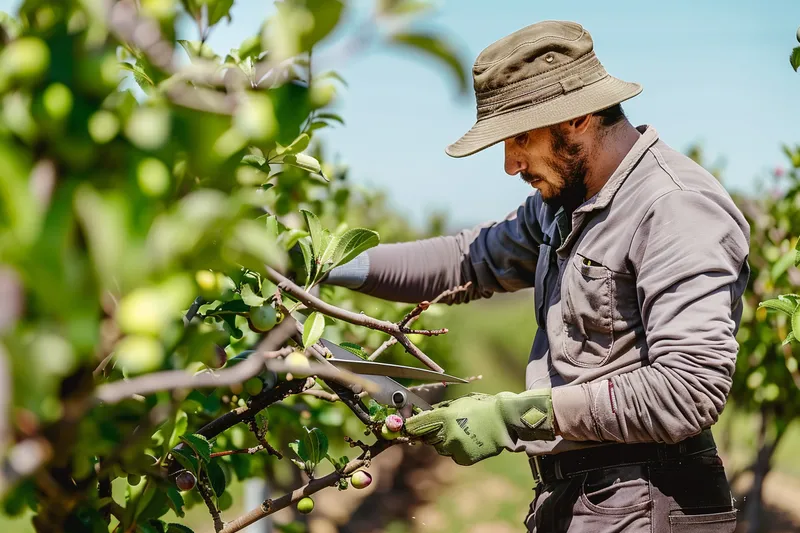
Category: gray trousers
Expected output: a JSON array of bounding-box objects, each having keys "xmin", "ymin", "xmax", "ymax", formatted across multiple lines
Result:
[{"xmin": 524, "ymin": 449, "xmax": 737, "ymax": 532}]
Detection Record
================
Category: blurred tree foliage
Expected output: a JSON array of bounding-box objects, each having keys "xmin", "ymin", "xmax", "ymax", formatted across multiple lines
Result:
[{"xmin": 0, "ymin": 1, "xmax": 468, "ymax": 532}]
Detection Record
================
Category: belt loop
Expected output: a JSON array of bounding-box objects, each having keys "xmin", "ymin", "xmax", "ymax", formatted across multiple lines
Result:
[
  {"xmin": 554, "ymin": 458, "xmax": 564, "ymax": 481},
  {"xmin": 532, "ymin": 455, "xmax": 543, "ymax": 485}
]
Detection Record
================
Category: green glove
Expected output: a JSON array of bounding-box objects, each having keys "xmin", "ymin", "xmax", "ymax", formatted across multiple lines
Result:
[{"xmin": 404, "ymin": 389, "xmax": 555, "ymax": 466}]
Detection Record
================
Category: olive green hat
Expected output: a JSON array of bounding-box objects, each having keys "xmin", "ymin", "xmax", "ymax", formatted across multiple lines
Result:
[{"xmin": 446, "ymin": 20, "xmax": 642, "ymax": 158}]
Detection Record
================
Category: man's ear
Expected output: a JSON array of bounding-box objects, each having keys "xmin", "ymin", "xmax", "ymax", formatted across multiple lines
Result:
[{"xmin": 568, "ymin": 114, "xmax": 592, "ymax": 135}]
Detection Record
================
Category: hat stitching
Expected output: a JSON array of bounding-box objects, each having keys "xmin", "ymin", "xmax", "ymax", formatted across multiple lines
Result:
[
  {"xmin": 473, "ymin": 33, "xmax": 585, "ymax": 66},
  {"xmin": 475, "ymin": 51, "xmax": 599, "ymax": 98},
  {"xmin": 476, "ymin": 56, "xmax": 604, "ymax": 107}
]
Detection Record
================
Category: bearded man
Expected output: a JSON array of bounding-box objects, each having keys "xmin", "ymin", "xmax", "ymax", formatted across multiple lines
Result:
[{"xmin": 325, "ymin": 20, "xmax": 750, "ymax": 533}]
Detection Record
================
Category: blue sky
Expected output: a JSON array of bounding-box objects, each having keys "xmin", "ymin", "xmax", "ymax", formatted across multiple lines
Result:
[{"xmin": 2, "ymin": 0, "xmax": 799, "ymax": 230}]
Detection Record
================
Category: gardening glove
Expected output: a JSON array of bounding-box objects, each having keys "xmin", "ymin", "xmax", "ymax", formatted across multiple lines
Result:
[{"xmin": 403, "ymin": 389, "xmax": 555, "ymax": 466}]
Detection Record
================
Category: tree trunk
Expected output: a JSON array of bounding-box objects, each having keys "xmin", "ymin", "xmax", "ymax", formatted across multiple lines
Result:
[{"xmin": 742, "ymin": 409, "xmax": 787, "ymax": 533}]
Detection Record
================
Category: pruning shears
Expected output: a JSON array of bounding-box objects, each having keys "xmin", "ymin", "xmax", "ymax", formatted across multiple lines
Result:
[{"xmin": 318, "ymin": 338, "xmax": 468, "ymax": 417}]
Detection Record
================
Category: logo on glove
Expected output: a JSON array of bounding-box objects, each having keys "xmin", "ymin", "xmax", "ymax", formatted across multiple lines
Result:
[{"xmin": 456, "ymin": 418, "xmax": 485, "ymax": 448}]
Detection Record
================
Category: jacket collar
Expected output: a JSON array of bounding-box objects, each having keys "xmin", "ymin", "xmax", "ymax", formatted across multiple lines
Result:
[{"xmin": 556, "ymin": 125, "xmax": 659, "ymax": 254}]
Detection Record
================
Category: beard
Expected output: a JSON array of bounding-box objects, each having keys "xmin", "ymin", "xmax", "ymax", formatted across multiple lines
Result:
[{"xmin": 522, "ymin": 126, "xmax": 588, "ymax": 212}]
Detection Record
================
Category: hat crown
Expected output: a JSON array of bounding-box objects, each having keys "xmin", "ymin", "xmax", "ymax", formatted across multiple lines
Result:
[{"xmin": 472, "ymin": 20, "xmax": 595, "ymax": 94}]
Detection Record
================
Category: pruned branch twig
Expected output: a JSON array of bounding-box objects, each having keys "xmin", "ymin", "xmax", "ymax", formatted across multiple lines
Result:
[
  {"xmin": 369, "ymin": 281, "xmax": 472, "ymax": 361},
  {"xmin": 408, "ymin": 375, "xmax": 483, "ymax": 393}
]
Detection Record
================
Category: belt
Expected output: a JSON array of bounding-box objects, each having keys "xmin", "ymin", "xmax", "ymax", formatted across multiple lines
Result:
[{"xmin": 529, "ymin": 429, "xmax": 717, "ymax": 486}]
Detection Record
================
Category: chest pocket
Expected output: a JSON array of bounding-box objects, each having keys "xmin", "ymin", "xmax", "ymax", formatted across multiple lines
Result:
[
  {"xmin": 534, "ymin": 243, "xmax": 556, "ymax": 327},
  {"xmin": 560, "ymin": 253, "xmax": 615, "ymax": 367}
]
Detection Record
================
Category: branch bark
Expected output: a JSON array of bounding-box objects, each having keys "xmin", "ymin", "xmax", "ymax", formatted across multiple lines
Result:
[
  {"xmin": 265, "ymin": 266, "xmax": 444, "ymax": 372},
  {"xmin": 219, "ymin": 438, "xmax": 399, "ymax": 533}
]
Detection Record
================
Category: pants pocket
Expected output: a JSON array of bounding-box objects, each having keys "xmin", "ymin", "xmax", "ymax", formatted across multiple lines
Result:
[
  {"xmin": 578, "ymin": 466, "xmax": 652, "ymax": 515},
  {"xmin": 669, "ymin": 510, "xmax": 737, "ymax": 533}
]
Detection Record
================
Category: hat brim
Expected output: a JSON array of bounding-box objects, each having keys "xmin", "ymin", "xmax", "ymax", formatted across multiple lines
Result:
[{"xmin": 446, "ymin": 76, "xmax": 643, "ymax": 158}]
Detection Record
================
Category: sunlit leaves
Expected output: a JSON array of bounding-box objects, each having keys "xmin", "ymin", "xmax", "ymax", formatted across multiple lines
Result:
[{"xmin": 302, "ymin": 311, "xmax": 325, "ymax": 347}]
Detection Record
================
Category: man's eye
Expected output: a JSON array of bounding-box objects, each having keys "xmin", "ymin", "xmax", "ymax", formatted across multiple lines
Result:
[{"xmin": 514, "ymin": 133, "xmax": 527, "ymax": 146}]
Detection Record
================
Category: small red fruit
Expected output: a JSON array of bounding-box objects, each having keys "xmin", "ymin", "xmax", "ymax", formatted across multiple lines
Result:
[
  {"xmin": 175, "ymin": 471, "xmax": 196, "ymax": 491},
  {"xmin": 385, "ymin": 414, "xmax": 404, "ymax": 433},
  {"xmin": 350, "ymin": 470, "xmax": 372, "ymax": 489},
  {"xmin": 211, "ymin": 345, "xmax": 227, "ymax": 368}
]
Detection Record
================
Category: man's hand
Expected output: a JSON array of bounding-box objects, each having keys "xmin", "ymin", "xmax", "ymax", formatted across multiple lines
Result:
[{"xmin": 404, "ymin": 389, "xmax": 556, "ymax": 466}]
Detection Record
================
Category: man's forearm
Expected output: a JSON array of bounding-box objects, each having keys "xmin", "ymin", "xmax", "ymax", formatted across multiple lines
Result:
[{"xmin": 325, "ymin": 236, "xmax": 476, "ymax": 304}]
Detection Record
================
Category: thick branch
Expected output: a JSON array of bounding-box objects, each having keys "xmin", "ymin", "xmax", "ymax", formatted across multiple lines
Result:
[
  {"xmin": 220, "ymin": 438, "xmax": 397, "ymax": 533},
  {"xmin": 94, "ymin": 346, "xmax": 293, "ymax": 404},
  {"xmin": 266, "ymin": 266, "xmax": 444, "ymax": 372}
]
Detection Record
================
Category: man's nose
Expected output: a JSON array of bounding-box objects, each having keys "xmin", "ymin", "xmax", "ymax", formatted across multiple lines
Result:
[{"xmin": 504, "ymin": 140, "xmax": 525, "ymax": 176}]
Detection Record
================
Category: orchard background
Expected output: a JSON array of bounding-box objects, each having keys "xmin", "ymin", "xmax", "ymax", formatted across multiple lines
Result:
[{"xmin": 0, "ymin": 1, "xmax": 799, "ymax": 533}]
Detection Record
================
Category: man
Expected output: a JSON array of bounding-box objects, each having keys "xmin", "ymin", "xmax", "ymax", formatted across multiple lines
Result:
[{"xmin": 325, "ymin": 20, "xmax": 750, "ymax": 533}]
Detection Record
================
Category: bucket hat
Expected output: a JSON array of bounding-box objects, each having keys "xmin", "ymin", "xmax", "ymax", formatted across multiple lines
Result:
[{"xmin": 447, "ymin": 20, "xmax": 642, "ymax": 158}]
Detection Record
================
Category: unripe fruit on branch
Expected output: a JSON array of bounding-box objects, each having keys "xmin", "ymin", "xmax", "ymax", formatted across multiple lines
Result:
[
  {"xmin": 297, "ymin": 496, "xmax": 314, "ymax": 514},
  {"xmin": 380, "ymin": 424, "xmax": 401, "ymax": 440},
  {"xmin": 385, "ymin": 414, "xmax": 404, "ymax": 433},
  {"xmin": 176, "ymin": 471, "xmax": 196, "ymax": 491},
  {"xmin": 245, "ymin": 377, "xmax": 263, "ymax": 396},
  {"xmin": 285, "ymin": 351, "xmax": 311, "ymax": 378},
  {"xmin": 249, "ymin": 305, "xmax": 277, "ymax": 332},
  {"xmin": 350, "ymin": 470, "xmax": 372, "ymax": 489}
]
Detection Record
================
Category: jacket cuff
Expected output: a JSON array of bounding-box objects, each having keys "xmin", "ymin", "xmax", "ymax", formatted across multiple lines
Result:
[{"xmin": 552, "ymin": 382, "xmax": 602, "ymax": 442}]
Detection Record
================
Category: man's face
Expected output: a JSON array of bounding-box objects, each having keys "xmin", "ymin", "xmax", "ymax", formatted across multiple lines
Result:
[{"xmin": 503, "ymin": 123, "xmax": 589, "ymax": 211}]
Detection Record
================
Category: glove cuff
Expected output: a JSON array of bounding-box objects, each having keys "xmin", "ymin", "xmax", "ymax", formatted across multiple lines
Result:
[{"xmin": 497, "ymin": 389, "xmax": 555, "ymax": 442}]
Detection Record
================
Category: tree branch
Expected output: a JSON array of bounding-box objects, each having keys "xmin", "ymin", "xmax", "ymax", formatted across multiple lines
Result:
[
  {"xmin": 408, "ymin": 374, "xmax": 482, "ymax": 393},
  {"xmin": 94, "ymin": 346, "xmax": 293, "ymax": 404},
  {"xmin": 197, "ymin": 471, "xmax": 224, "ymax": 533},
  {"xmin": 219, "ymin": 438, "xmax": 398, "ymax": 533},
  {"xmin": 265, "ymin": 266, "xmax": 444, "ymax": 372}
]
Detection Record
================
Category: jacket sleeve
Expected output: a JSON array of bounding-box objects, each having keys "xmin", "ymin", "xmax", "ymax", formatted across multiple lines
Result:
[
  {"xmin": 552, "ymin": 189, "xmax": 751, "ymax": 444},
  {"xmin": 331, "ymin": 192, "xmax": 546, "ymax": 304}
]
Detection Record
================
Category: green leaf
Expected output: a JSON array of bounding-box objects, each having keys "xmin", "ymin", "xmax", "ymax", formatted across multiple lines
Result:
[
  {"xmin": 339, "ymin": 342, "xmax": 368, "ymax": 359},
  {"xmin": 792, "ymin": 305, "xmax": 800, "ymax": 343},
  {"xmin": 177, "ymin": 40, "xmax": 220, "ymax": 63},
  {"xmin": 303, "ymin": 0, "xmax": 344, "ymax": 50},
  {"xmin": 171, "ymin": 448, "xmax": 200, "ymax": 476},
  {"xmin": 791, "ymin": 46, "xmax": 800, "ymax": 72},
  {"xmin": 367, "ymin": 398, "xmax": 388, "ymax": 422},
  {"xmin": 166, "ymin": 524, "xmax": 194, "ymax": 533},
  {"xmin": 119, "ymin": 61, "xmax": 154, "ymax": 90},
  {"xmin": 315, "ymin": 112, "xmax": 345, "ymax": 125},
  {"xmin": 207, "ymin": 0, "xmax": 235, "ymax": 26},
  {"xmin": 758, "ymin": 297, "xmax": 798, "ymax": 316},
  {"xmin": 172, "ymin": 411, "xmax": 189, "ymax": 448},
  {"xmin": 299, "ymin": 427, "xmax": 328, "ymax": 467},
  {"xmin": 303, "ymin": 312, "xmax": 325, "ymax": 347},
  {"xmin": 206, "ymin": 460, "xmax": 227, "ymax": 497},
  {"xmin": 289, "ymin": 441, "xmax": 306, "ymax": 461},
  {"xmin": 284, "ymin": 153, "xmax": 323, "ymax": 176},
  {"xmin": 238, "ymin": 35, "xmax": 262, "ymax": 61},
  {"xmin": 277, "ymin": 133, "xmax": 310, "ymax": 156},
  {"xmin": 771, "ymin": 249, "xmax": 796, "ymax": 280},
  {"xmin": 298, "ymin": 238, "xmax": 314, "ymax": 284},
  {"xmin": 783, "ymin": 331, "xmax": 796, "ymax": 346},
  {"xmin": 319, "ymin": 234, "xmax": 341, "ymax": 267},
  {"xmin": 301, "ymin": 209, "xmax": 325, "ymax": 260},
  {"xmin": 331, "ymin": 228, "xmax": 379, "ymax": 268},
  {"xmin": 165, "ymin": 488, "xmax": 185, "ymax": 519},
  {"xmin": 180, "ymin": 434, "xmax": 212, "ymax": 464},
  {"xmin": 241, "ymin": 284, "xmax": 265, "ymax": 306},
  {"xmin": 390, "ymin": 32, "xmax": 468, "ymax": 93}
]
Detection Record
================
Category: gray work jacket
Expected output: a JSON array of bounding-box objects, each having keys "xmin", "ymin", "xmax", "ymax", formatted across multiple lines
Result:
[{"xmin": 356, "ymin": 125, "xmax": 751, "ymax": 456}]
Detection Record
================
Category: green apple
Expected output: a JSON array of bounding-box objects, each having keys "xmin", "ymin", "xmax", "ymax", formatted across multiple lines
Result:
[
  {"xmin": 249, "ymin": 305, "xmax": 277, "ymax": 332},
  {"xmin": 297, "ymin": 496, "xmax": 314, "ymax": 514},
  {"xmin": 285, "ymin": 351, "xmax": 311, "ymax": 379},
  {"xmin": 114, "ymin": 336, "xmax": 165, "ymax": 374}
]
